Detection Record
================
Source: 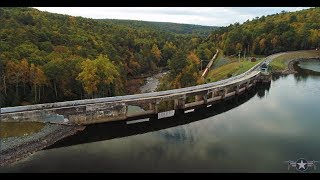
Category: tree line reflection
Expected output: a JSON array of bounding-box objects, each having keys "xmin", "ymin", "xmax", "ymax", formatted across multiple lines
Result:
[{"xmin": 46, "ymin": 83, "xmax": 271, "ymax": 150}]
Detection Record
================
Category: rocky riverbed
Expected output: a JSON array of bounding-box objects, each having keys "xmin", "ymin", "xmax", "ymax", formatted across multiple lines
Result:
[{"xmin": 140, "ymin": 71, "xmax": 167, "ymax": 93}]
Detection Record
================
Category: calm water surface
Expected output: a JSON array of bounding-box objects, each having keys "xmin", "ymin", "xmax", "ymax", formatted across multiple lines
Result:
[{"xmin": 1, "ymin": 61, "xmax": 320, "ymax": 173}]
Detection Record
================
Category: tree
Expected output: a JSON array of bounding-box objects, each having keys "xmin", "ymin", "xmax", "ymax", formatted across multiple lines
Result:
[
  {"xmin": 0, "ymin": 58, "xmax": 6, "ymax": 96},
  {"xmin": 204, "ymin": 48, "xmax": 213, "ymax": 60},
  {"xmin": 30, "ymin": 64, "xmax": 48, "ymax": 102},
  {"xmin": 2, "ymin": 7, "xmax": 320, "ymax": 107},
  {"xmin": 168, "ymin": 51, "xmax": 202, "ymax": 89},
  {"xmin": 271, "ymin": 36, "xmax": 279, "ymax": 48},
  {"xmin": 19, "ymin": 58, "xmax": 30, "ymax": 94},
  {"xmin": 180, "ymin": 51, "xmax": 201, "ymax": 87},
  {"xmin": 309, "ymin": 29, "xmax": 320, "ymax": 48},
  {"xmin": 5, "ymin": 60, "xmax": 22, "ymax": 98},
  {"xmin": 259, "ymin": 38, "xmax": 266, "ymax": 50},
  {"xmin": 77, "ymin": 59, "xmax": 99, "ymax": 97},
  {"xmin": 15, "ymin": 42, "xmax": 39, "ymax": 59},
  {"xmin": 95, "ymin": 54, "xmax": 120, "ymax": 96},
  {"xmin": 77, "ymin": 55, "xmax": 120, "ymax": 97},
  {"xmin": 236, "ymin": 43, "xmax": 243, "ymax": 52},
  {"xmin": 151, "ymin": 44, "xmax": 161, "ymax": 62},
  {"xmin": 289, "ymin": 15, "xmax": 297, "ymax": 23},
  {"xmin": 168, "ymin": 50, "xmax": 187, "ymax": 77},
  {"xmin": 17, "ymin": 13, "xmax": 34, "ymax": 25},
  {"xmin": 43, "ymin": 58, "xmax": 66, "ymax": 98},
  {"xmin": 161, "ymin": 41, "xmax": 177, "ymax": 66}
]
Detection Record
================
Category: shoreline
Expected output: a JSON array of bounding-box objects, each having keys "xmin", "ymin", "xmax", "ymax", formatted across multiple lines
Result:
[
  {"xmin": 271, "ymin": 57, "xmax": 320, "ymax": 75},
  {"xmin": 0, "ymin": 124, "xmax": 85, "ymax": 167},
  {"xmin": 0, "ymin": 70, "xmax": 166, "ymax": 167},
  {"xmin": 1, "ymin": 55, "xmax": 319, "ymax": 167}
]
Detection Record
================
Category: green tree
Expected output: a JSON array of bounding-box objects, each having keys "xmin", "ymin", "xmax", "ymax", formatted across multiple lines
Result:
[
  {"xmin": 30, "ymin": 64, "xmax": 48, "ymax": 102},
  {"xmin": 43, "ymin": 58, "xmax": 66, "ymax": 98},
  {"xmin": 161, "ymin": 41, "xmax": 177, "ymax": 66},
  {"xmin": 77, "ymin": 59, "xmax": 99, "ymax": 97},
  {"xmin": 236, "ymin": 43, "xmax": 243, "ymax": 52},
  {"xmin": 168, "ymin": 50, "xmax": 187, "ymax": 77},
  {"xmin": 95, "ymin": 54, "xmax": 120, "ymax": 97},
  {"xmin": 151, "ymin": 44, "xmax": 161, "ymax": 63},
  {"xmin": 77, "ymin": 55, "xmax": 120, "ymax": 97}
]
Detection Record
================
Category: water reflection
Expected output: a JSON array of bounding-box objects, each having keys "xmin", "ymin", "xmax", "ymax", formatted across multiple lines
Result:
[
  {"xmin": 257, "ymin": 82, "xmax": 271, "ymax": 99},
  {"xmin": 1, "ymin": 61, "xmax": 320, "ymax": 173},
  {"xmin": 46, "ymin": 86, "xmax": 263, "ymax": 150},
  {"xmin": 294, "ymin": 61, "xmax": 320, "ymax": 83},
  {"xmin": 297, "ymin": 60, "xmax": 320, "ymax": 73}
]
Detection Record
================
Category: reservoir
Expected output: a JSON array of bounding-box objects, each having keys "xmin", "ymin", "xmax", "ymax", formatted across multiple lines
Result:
[{"xmin": 1, "ymin": 60, "xmax": 320, "ymax": 173}]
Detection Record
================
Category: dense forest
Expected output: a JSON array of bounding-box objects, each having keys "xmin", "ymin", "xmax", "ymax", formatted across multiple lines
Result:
[
  {"xmin": 158, "ymin": 8, "xmax": 320, "ymax": 91},
  {"xmin": 206, "ymin": 8, "xmax": 320, "ymax": 56},
  {"xmin": 1, "ymin": 7, "xmax": 319, "ymax": 107},
  {"xmin": 0, "ymin": 7, "xmax": 215, "ymax": 107},
  {"xmin": 101, "ymin": 19, "xmax": 217, "ymax": 36}
]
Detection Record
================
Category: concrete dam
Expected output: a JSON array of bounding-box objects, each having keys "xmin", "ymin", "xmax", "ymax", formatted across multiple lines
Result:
[{"xmin": 0, "ymin": 57, "xmax": 271, "ymax": 125}]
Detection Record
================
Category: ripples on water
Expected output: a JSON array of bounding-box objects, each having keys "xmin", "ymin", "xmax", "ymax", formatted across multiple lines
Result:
[{"xmin": 1, "ymin": 61, "xmax": 320, "ymax": 173}]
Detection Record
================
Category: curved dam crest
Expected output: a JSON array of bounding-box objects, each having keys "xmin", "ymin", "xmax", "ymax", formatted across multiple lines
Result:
[{"xmin": 1, "ymin": 54, "xmax": 272, "ymax": 125}]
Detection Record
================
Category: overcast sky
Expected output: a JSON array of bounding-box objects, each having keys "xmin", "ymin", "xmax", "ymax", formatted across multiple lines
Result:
[{"xmin": 34, "ymin": 7, "xmax": 310, "ymax": 26}]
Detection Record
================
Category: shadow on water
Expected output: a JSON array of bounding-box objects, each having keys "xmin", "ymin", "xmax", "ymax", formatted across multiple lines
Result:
[{"xmin": 46, "ymin": 83, "xmax": 271, "ymax": 150}]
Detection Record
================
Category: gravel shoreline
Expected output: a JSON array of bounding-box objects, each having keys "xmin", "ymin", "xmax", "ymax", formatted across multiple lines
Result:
[
  {"xmin": 272, "ymin": 57, "xmax": 320, "ymax": 75},
  {"xmin": 0, "ymin": 123, "xmax": 85, "ymax": 167},
  {"xmin": 1, "ymin": 55, "xmax": 318, "ymax": 167},
  {"xmin": 0, "ymin": 71, "xmax": 165, "ymax": 167}
]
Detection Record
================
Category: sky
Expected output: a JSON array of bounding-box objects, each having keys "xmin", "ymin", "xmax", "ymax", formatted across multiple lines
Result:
[{"xmin": 34, "ymin": 7, "xmax": 310, "ymax": 27}]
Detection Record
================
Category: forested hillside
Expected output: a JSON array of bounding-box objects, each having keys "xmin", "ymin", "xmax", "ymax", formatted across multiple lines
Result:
[
  {"xmin": 157, "ymin": 7, "xmax": 320, "ymax": 91},
  {"xmin": 0, "ymin": 7, "xmax": 215, "ymax": 107},
  {"xmin": 1, "ymin": 7, "xmax": 319, "ymax": 107},
  {"xmin": 102, "ymin": 19, "xmax": 217, "ymax": 36},
  {"xmin": 206, "ymin": 8, "xmax": 320, "ymax": 56}
]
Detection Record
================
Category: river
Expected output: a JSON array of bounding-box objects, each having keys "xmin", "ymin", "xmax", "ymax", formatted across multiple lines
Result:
[
  {"xmin": 1, "ymin": 61, "xmax": 320, "ymax": 173},
  {"xmin": 139, "ymin": 71, "xmax": 167, "ymax": 93}
]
